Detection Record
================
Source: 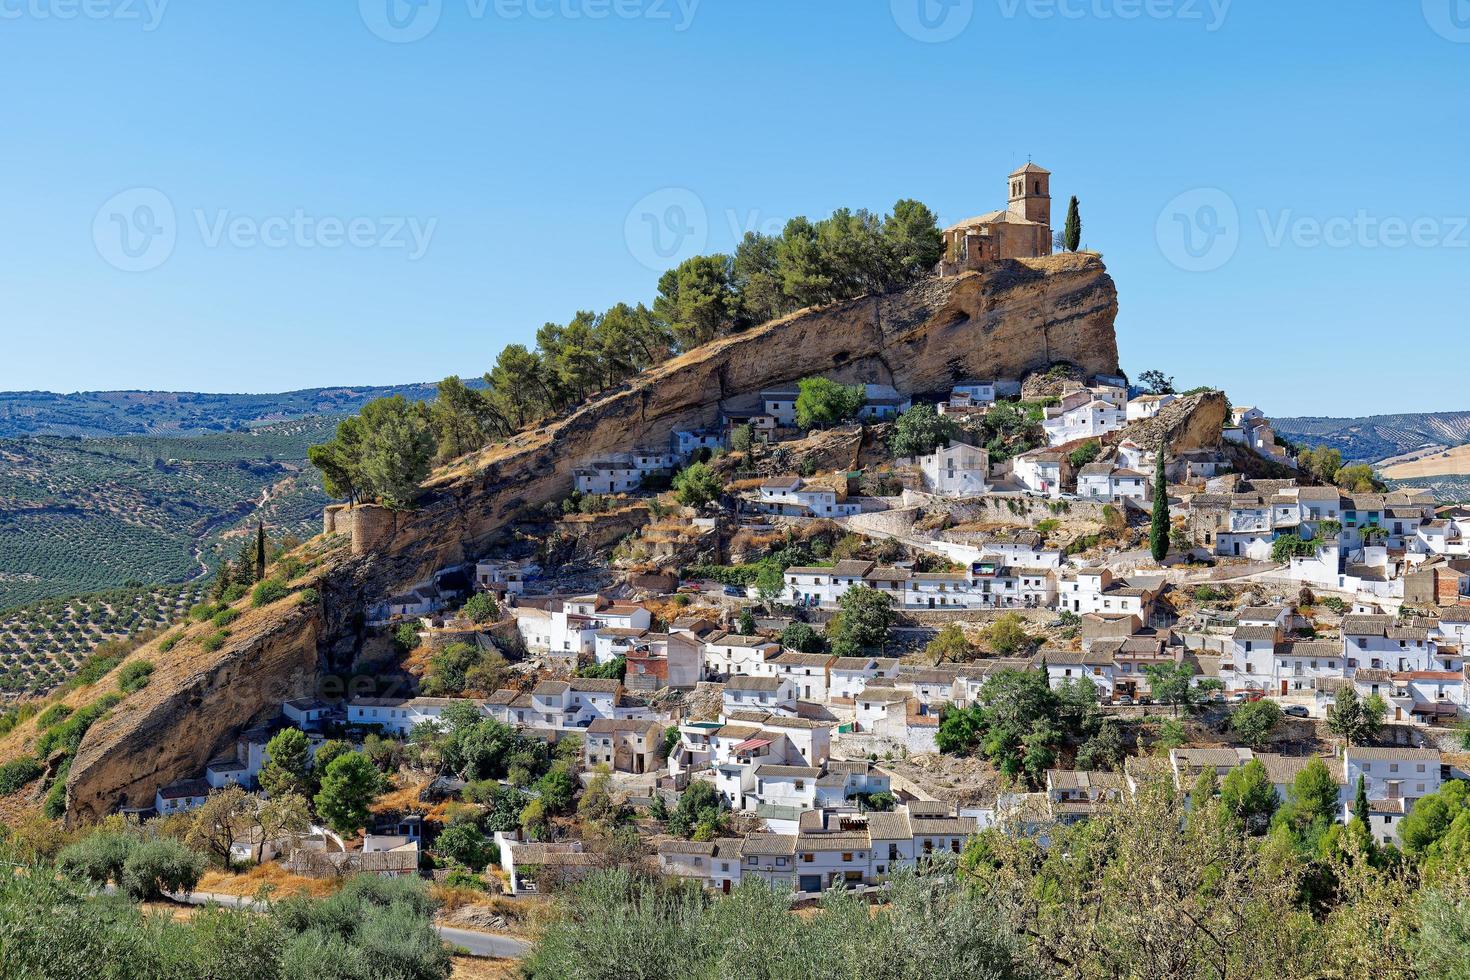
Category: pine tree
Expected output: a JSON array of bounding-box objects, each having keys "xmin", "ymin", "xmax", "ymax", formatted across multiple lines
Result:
[
  {"xmin": 211, "ymin": 562, "xmax": 233, "ymax": 601},
  {"xmin": 1149, "ymin": 440, "xmax": 1170, "ymax": 563},
  {"xmin": 1063, "ymin": 195, "xmax": 1082, "ymax": 252},
  {"xmin": 255, "ymin": 522, "xmax": 267, "ymax": 583},
  {"xmin": 1353, "ymin": 772, "xmax": 1370, "ymax": 825}
]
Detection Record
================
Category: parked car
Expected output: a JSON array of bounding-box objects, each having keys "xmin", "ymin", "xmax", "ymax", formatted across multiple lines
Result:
[
  {"xmin": 1284, "ymin": 705, "xmax": 1311, "ymax": 718},
  {"xmin": 1116, "ymin": 695, "xmax": 1135, "ymax": 706},
  {"xmin": 723, "ymin": 585, "xmax": 745, "ymax": 598}
]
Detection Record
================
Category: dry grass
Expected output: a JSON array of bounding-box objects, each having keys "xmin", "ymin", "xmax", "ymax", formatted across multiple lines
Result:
[
  {"xmin": 1380, "ymin": 443, "xmax": 1470, "ymax": 479},
  {"xmin": 451, "ymin": 956, "xmax": 522, "ymax": 979},
  {"xmin": 198, "ymin": 862, "xmax": 341, "ymax": 900}
]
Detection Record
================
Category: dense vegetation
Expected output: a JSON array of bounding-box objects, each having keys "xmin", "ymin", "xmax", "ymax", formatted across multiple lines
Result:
[
  {"xmin": 528, "ymin": 774, "xmax": 1470, "ymax": 979},
  {"xmin": 0, "ymin": 846, "xmax": 451, "ymax": 980},
  {"xmin": 310, "ymin": 200, "xmax": 945, "ymax": 506}
]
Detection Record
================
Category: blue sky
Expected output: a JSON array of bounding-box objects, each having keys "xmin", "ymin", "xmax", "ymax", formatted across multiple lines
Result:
[{"xmin": 1, "ymin": 0, "xmax": 1467, "ymax": 417}]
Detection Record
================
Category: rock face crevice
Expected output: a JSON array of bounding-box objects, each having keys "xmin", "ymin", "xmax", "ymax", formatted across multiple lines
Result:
[{"xmin": 66, "ymin": 252, "xmax": 1119, "ymax": 822}]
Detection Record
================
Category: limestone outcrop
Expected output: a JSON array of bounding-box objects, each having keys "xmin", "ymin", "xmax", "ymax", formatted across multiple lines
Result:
[
  {"xmin": 66, "ymin": 598, "xmax": 321, "ymax": 823},
  {"xmin": 65, "ymin": 252, "xmax": 1120, "ymax": 821}
]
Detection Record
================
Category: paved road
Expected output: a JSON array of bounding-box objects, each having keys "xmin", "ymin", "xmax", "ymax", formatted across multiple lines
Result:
[{"xmin": 157, "ymin": 888, "xmax": 532, "ymax": 959}]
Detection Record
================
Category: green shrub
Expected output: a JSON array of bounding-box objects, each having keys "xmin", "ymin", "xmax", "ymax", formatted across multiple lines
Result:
[
  {"xmin": 120, "ymin": 837, "xmax": 205, "ymax": 901},
  {"xmin": 393, "ymin": 622, "xmax": 421, "ymax": 653},
  {"xmin": 35, "ymin": 704, "xmax": 73, "ymax": 730},
  {"xmin": 34, "ymin": 694, "xmax": 121, "ymax": 758},
  {"xmin": 443, "ymin": 868, "xmax": 488, "ymax": 891},
  {"xmin": 211, "ymin": 608, "xmax": 240, "ymax": 628},
  {"xmin": 251, "ymin": 578, "xmax": 290, "ymax": 607},
  {"xmin": 0, "ymin": 757, "xmax": 43, "ymax": 795},
  {"xmin": 117, "ymin": 660, "xmax": 154, "ymax": 694},
  {"xmin": 298, "ymin": 588, "xmax": 319, "ymax": 606},
  {"xmin": 43, "ymin": 758, "xmax": 71, "ymax": 819},
  {"xmin": 201, "ymin": 630, "xmax": 230, "ymax": 653},
  {"xmin": 157, "ymin": 633, "xmax": 180, "ymax": 653},
  {"xmin": 57, "ymin": 830, "xmax": 134, "ymax": 886}
]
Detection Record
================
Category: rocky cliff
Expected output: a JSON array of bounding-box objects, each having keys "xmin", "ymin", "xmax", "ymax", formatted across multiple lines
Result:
[{"xmin": 64, "ymin": 252, "xmax": 1120, "ymax": 822}]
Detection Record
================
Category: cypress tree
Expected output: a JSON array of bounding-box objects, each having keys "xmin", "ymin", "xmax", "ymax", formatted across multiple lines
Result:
[
  {"xmin": 1353, "ymin": 773, "xmax": 1370, "ymax": 825},
  {"xmin": 255, "ymin": 522, "xmax": 267, "ymax": 583},
  {"xmin": 1149, "ymin": 441, "xmax": 1170, "ymax": 563},
  {"xmin": 1063, "ymin": 195, "xmax": 1082, "ymax": 252}
]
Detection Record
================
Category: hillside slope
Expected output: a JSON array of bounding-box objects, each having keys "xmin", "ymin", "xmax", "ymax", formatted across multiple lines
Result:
[
  {"xmin": 0, "ymin": 419, "xmax": 333, "ymax": 610},
  {"xmin": 0, "ymin": 383, "xmax": 450, "ymax": 439},
  {"xmin": 63, "ymin": 254, "xmax": 1121, "ymax": 822},
  {"xmin": 1275, "ymin": 410, "xmax": 1470, "ymax": 463}
]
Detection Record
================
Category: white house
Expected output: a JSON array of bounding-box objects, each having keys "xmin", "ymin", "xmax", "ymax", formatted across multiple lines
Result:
[
  {"xmin": 1043, "ymin": 394, "xmax": 1125, "ymax": 446},
  {"xmin": 856, "ymin": 384, "xmax": 911, "ymax": 421},
  {"xmin": 1343, "ymin": 746, "xmax": 1442, "ymax": 845},
  {"xmin": 475, "ymin": 558, "xmax": 537, "ymax": 597},
  {"xmin": 672, "ymin": 429, "xmax": 724, "ymax": 458},
  {"xmin": 1126, "ymin": 393, "xmax": 1178, "ymax": 421},
  {"xmin": 754, "ymin": 476, "xmax": 859, "ymax": 518},
  {"xmin": 723, "ymin": 675, "xmax": 798, "ymax": 716},
  {"xmin": 784, "ymin": 560, "xmax": 876, "ymax": 608},
  {"xmin": 1013, "ymin": 448, "xmax": 1066, "ymax": 498},
  {"xmin": 703, "ymin": 633, "xmax": 782, "ymax": 679},
  {"xmin": 155, "ymin": 778, "xmax": 211, "ymax": 815},
  {"xmin": 1057, "ymin": 569, "xmax": 1161, "ymax": 618},
  {"xmin": 939, "ymin": 382, "xmax": 996, "ymax": 417},
  {"xmin": 573, "ymin": 458, "xmax": 644, "ymax": 495},
  {"xmin": 761, "ymin": 389, "xmax": 800, "ymax": 427},
  {"xmin": 347, "ymin": 696, "xmax": 474, "ymax": 737},
  {"xmin": 769, "ymin": 651, "xmax": 835, "ymax": 702},
  {"xmin": 918, "ymin": 442, "xmax": 990, "ymax": 497},
  {"xmin": 1076, "ymin": 463, "xmax": 1150, "ymax": 503}
]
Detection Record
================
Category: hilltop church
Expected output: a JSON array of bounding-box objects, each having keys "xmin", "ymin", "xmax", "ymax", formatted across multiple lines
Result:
[{"xmin": 937, "ymin": 162, "xmax": 1053, "ymax": 276}]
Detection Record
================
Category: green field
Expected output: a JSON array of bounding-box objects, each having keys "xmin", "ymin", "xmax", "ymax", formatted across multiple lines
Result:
[
  {"xmin": 0, "ymin": 419, "xmax": 335, "ymax": 610},
  {"xmin": 0, "ymin": 582, "xmax": 203, "ymax": 694},
  {"xmin": 0, "ymin": 383, "xmax": 445, "ymax": 439}
]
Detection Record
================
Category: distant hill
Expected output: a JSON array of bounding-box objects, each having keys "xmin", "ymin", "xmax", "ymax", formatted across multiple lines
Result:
[
  {"xmin": 0, "ymin": 383, "xmax": 450, "ymax": 439},
  {"xmin": 1274, "ymin": 411, "xmax": 1470, "ymax": 464},
  {"xmin": 0, "ymin": 418, "xmax": 335, "ymax": 610}
]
